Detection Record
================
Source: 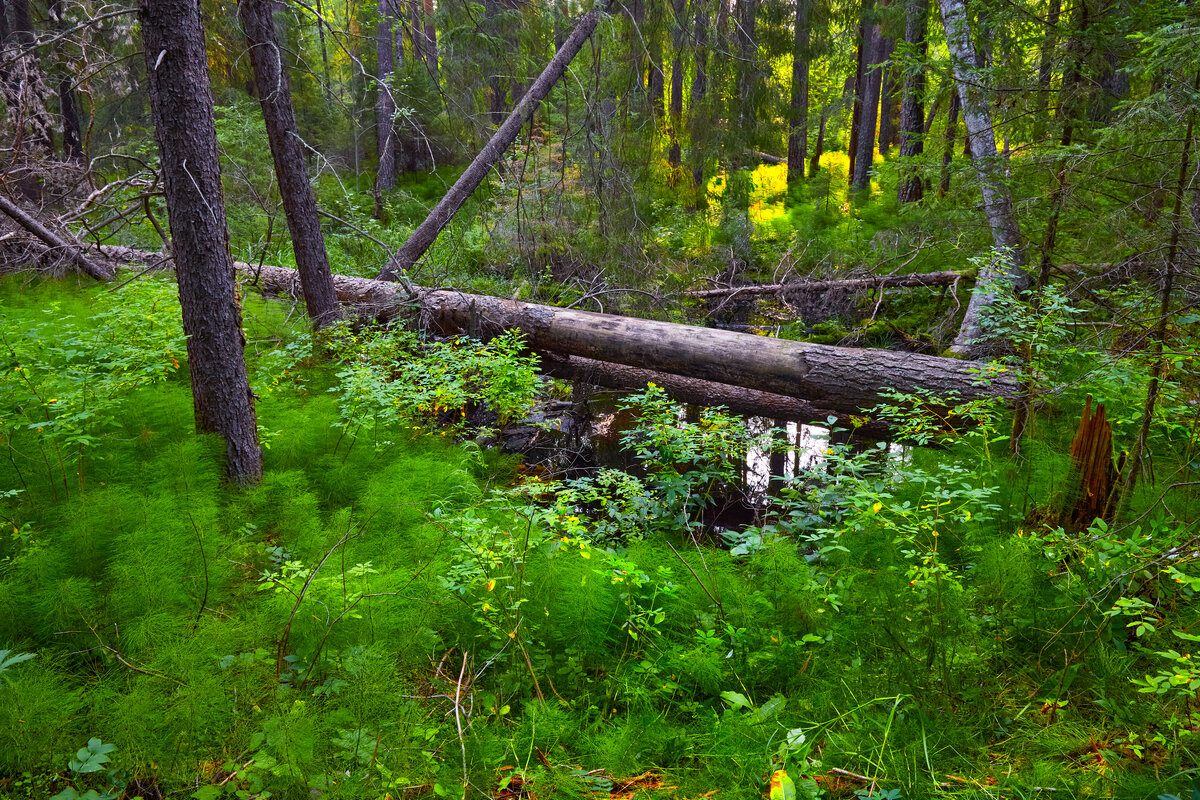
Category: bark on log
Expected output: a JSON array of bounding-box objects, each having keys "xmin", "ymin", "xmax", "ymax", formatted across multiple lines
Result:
[
  {"xmin": 686, "ymin": 270, "xmax": 963, "ymax": 299},
  {"xmin": 539, "ymin": 353, "xmax": 893, "ymax": 437},
  {"xmin": 376, "ymin": 4, "xmax": 607, "ymax": 281},
  {"xmin": 104, "ymin": 247, "xmax": 1015, "ymax": 418},
  {"xmin": 0, "ymin": 194, "xmax": 113, "ymax": 279}
]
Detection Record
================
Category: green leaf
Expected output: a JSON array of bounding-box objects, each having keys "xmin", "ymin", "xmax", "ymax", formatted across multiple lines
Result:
[
  {"xmin": 192, "ymin": 786, "xmax": 224, "ymax": 800},
  {"xmin": 720, "ymin": 690, "xmax": 752, "ymax": 709}
]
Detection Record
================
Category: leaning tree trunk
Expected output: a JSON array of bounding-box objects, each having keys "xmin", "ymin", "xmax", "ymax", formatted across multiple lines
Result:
[
  {"xmin": 139, "ymin": 0, "xmax": 263, "ymax": 484},
  {"xmin": 0, "ymin": 193, "xmax": 112, "ymax": 279},
  {"xmin": 851, "ymin": 14, "xmax": 882, "ymax": 191},
  {"xmin": 897, "ymin": 0, "xmax": 927, "ymax": 203},
  {"xmin": 938, "ymin": 0, "xmax": 1028, "ymax": 356},
  {"xmin": 787, "ymin": 0, "xmax": 810, "ymax": 184},
  {"xmin": 377, "ymin": 4, "xmax": 609, "ymax": 281},
  {"xmin": 239, "ymin": 0, "xmax": 342, "ymax": 329}
]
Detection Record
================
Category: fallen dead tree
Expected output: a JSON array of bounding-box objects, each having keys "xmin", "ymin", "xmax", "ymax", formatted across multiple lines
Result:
[
  {"xmin": 686, "ymin": 270, "xmax": 963, "ymax": 300},
  {"xmin": 102, "ymin": 245, "xmax": 1015, "ymax": 420},
  {"xmin": 539, "ymin": 353, "xmax": 894, "ymax": 437},
  {"xmin": 0, "ymin": 194, "xmax": 114, "ymax": 280}
]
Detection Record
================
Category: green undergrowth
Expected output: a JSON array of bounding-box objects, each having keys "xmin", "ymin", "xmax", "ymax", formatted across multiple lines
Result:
[{"xmin": 0, "ymin": 276, "xmax": 1198, "ymax": 800}]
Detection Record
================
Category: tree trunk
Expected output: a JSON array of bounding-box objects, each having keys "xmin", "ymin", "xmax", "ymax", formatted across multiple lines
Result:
[
  {"xmin": 848, "ymin": 21, "xmax": 866, "ymax": 181},
  {"xmin": 374, "ymin": 0, "xmax": 398, "ymax": 197},
  {"xmin": 541, "ymin": 354, "xmax": 892, "ymax": 436},
  {"xmin": 688, "ymin": 1, "xmax": 709, "ymax": 209},
  {"xmin": 47, "ymin": 0, "xmax": 83, "ymax": 162},
  {"xmin": 1032, "ymin": 0, "xmax": 1060, "ymax": 141},
  {"xmin": 239, "ymin": 0, "xmax": 342, "ymax": 330},
  {"xmin": 667, "ymin": 0, "xmax": 687, "ymax": 170},
  {"xmin": 647, "ymin": 0, "xmax": 665, "ymax": 116},
  {"xmin": 939, "ymin": 89, "xmax": 959, "ymax": 195},
  {"xmin": 938, "ymin": 0, "xmax": 1028, "ymax": 357},
  {"xmin": 787, "ymin": 0, "xmax": 810, "ymax": 184},
  {"xmin": 809, "ymin": 113, "xmax": 825, "ymax": 175},
  {"xmin": 851, "ymin": 14, "xmax": 882, "ymax": 191},
  {"xmin": 877, "ymin": 37, "xmax": 898, "ymax": 156},
  {"xmin": 1123, "ymin": 81, "xmax": 1196, "ymax": 498},
  {"xmin": 735, "ymin": 0, "xmax": 760, "ymax": 130},
  {"xmin": 377, "ymin": 5, "xmax": 608, "ymax": 282},
  {"xmin": 422, "ymin": 0, "xmax": 438, "ymax": 81},
  {"xmin": 0, "ymin": 194, "xmax": 113, "ymax": 279},
  {"xmin": 897, "ymin": 0, "xmax": 927, "ymax": 203},
  {"xmin": 138, "ymin": 0, "xmax": 263, "ymax": 484}
]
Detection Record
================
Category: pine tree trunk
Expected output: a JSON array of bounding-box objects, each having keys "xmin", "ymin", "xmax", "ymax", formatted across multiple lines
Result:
[
  {"xmin": 735, "ymin": 0, "xmax": 759, "ymax": 131},
  {"xmin": 787, "ymin": 0, "xmax": 810, "ymax": 184},
  {"xmin": 239, "ymin": 0, "xmax": 342, "ymax": 330},
  {"xmin": 47, "ymin": 0, "xmax": 83, "ymax": 162},
  {"xmin": 939, "ymin": 90, "xmax": 958, "ymax": 195},
  {"xmin": 809, "ymin": 114, "xmax": 825, "ymax": 175},
  {"xmin": 877, "ymin": 37, "xmax": 898, "ymax": 156},
  {"xmin": 1032, "ymin": 0, "xmax": 1060, "ymax": 141},
  {"xmin": 897, "ymin": 0, "xmax": 927, "ymax": 203},
  {"xmin": 378, "ymin": 5, "xmax": 608, "ymax": 281},
  {"xmin": 667, "ymin": 0, "xmax": 687, "ymax": 170},
  {"xmin": 847, "ymin": 19, "xmax": 866, "ymax": 182},
  {"xmin": 423, "ymin": 0, "xmax": 438, "ymax": 80},
  {"xmin": 688, "ymin": 2, "xmax": 709, "ymax": 207},
  {"xmin": 851, "ymin": 16, "xmax": 882, "ymax": 191},
  {"xmin": 374, "ymin": 0, "xmax": 398, "ymax": 196},
  {"xmin": 938, "ymin": 0, "xmax": 1028, "ymax": 356},
  {"xmin": 139, "ymin": 0, "xmax": 263, "ymax": 483},
  {"xmin": 648, "ymin": 0, "xmax": 665, "ymax": 116}
]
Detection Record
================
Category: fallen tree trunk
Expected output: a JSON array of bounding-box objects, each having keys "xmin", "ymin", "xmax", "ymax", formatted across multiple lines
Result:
[
  {"xmin": 376, "ymin": 4, "xmax": 608, "ymax": 282},
  {"xmin": 539, "ymin": 353, "xmax": 894, "ymax": 437},
  {"xmin": 0, "ymin": 194, "xmax": 114, "ymax": 280},
  {"xmin": 686, "ymin": 270, "xmax": 963, "ymax": 299},
  {"xmin": 103, "ymin": 246, "xmax": 1016, "ymax": 418}
]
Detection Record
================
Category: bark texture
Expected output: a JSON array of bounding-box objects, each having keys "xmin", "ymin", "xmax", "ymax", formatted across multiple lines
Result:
[
  {"xmin": 377, "ymin": 5, "xmax": 607, "ymax": 281},
  {"xmin": 139, "ymin": 0, "xmax": 263, "ymax": 483},
  {"xmin": 897, "ymin": 0, "xmax": 927, "ymax": 203},
  {"xmin": 851, "ymin": 14, "xmax": 882, "ymax": 191},
  {"xmin": 787, "ymin": 0, "xmax": 810, "ymax": 184},
  {"xmin": 540, "ymin": 354, "xmax": 893, "ymax": 437},
  {"xmin": 374, "ymin": 0, "xmax": 399, "ymax": 194},
  {"xmin": 938, "ymin": 0, "xmax": 1029, "ymax": 356},
  {"xmin": 239, "ymin": 0, "xmax": 342, "ymax": 329}
]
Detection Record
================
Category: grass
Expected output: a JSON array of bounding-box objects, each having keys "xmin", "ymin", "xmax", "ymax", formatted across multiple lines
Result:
[{"xmin": 0, "ymin": 273, "xmax": 1197, "ymax": 800}]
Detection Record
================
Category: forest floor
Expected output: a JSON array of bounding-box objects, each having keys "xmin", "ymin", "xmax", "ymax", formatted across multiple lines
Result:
[{"xmin": 1, "ymin": 271, "xmax": 1199, "ymax": 800}]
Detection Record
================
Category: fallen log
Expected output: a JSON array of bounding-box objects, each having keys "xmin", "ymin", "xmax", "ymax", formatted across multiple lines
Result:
[
  {"xmin": 376, "ymin": 3, "xmax": 608, "ymax": 282},
  {"xmin": 102, "ymin": 246, "xmax": 1016, "ymax": 418},
  {"xmin": 539, "ymin": 353, "xmax": 894, "ymax": 438},
  {"xmin": 0, "ymin": 194, "xmax": 114, "ymax": 280},
  {"xmin": 686, "ymin": 270, "xmax": 963, "ymax": 299}
]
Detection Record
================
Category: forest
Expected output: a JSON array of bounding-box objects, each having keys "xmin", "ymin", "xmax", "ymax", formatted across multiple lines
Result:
[{"xmin": 0, "ymin": 0, "xmax": 1199, "ymax": 796}]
